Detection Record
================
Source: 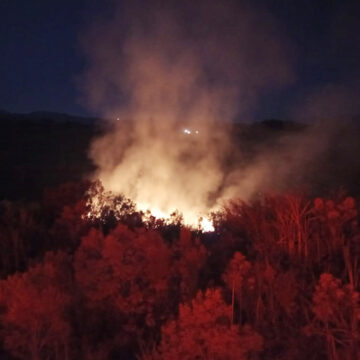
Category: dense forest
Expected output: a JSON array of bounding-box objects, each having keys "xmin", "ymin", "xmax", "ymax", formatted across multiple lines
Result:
[
  {"xmin": 1, "ymin": 114, "xmax": 360, "ymax": 359},
  {"xmin": 0, "ymin": 180, "xmax": 359, "ymax": 359}
]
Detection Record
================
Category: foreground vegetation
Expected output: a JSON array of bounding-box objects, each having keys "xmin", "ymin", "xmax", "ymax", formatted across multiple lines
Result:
[{"xmin": 0, "ymin": 181, "xmax": 359, "ymax": 360}]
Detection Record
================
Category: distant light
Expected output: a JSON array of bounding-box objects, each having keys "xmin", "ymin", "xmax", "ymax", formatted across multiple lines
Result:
[
  {"xmin": 117, "ymin": 117, "xmax": 120, "ymax": 121},
  {"xmin": 184, "ymin": 129, "xmax": 191, "ymax": 134},
  {"xmin": 195, "ymin": 130, "xmax": 199, "ymax": 134}
]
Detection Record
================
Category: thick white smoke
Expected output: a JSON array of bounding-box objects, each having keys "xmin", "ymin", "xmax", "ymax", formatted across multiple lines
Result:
[{"xmin": 79, "ymin": 0, "xmax": 296, "ymax": 227}]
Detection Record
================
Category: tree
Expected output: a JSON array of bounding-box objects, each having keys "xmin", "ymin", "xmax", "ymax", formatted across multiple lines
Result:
[
  {"xmin": 173, "ymin": 227, "xmax": 208, "ymax": 302},
  {"xmin": 311, "ymin": 196, "xmax": 358, "ymax": 282},
  {"xmin": 42, "ymin": 181, "xmax": 91, "ymax": 218},
  {"xmin": 0, "ymin": 252, "xmax": 72, "ymax": 360},
  {"xmin": 306, "ymin": 273, "xmax": 360, "ymax": 360},
  {"xmin": 0, "ymin": 201, "xmax": 45, "ymax": 277},
  {"xmin": 74, "ymin": 224, "xmax": 172, "ymax": 347},
  {"xmin": 85, "ymin": 180, "xmax": 141, "ymax": 229},
  {"xmin": 146, "ymin": 288, "xmax": 262, "ymax": 360},
  {"xmin": 222, "ymin": 251, "xmax": 254, "ymax": 324},
  {"xmin": 50, "ymin": 197, "xmax": 90, "ymax": 251}
]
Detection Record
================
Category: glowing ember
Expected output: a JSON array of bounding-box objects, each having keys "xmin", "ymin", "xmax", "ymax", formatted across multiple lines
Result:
[
  {"xmin": 129, "ymin": 200, "xmax": 215, "ymax": 232},
  {"xmin": 137, "ymin": 202, "xmax": 215, "ymax": 231},
  {"xmin": 199, "ymin": 217, "xmax": 215, "ymax": 232},
  {"xmin": 86, "ymin": 185, "xmax": 215, "ymax": 232}
]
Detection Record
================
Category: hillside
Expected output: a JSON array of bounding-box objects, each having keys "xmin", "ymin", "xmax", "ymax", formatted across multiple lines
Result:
[
  {"xmin": 1, "ymin": 112, "xmax": 360, "ymax": 201},
  {"xmin": 0, "ymin": 111, "xmax": 98, "ymax": 200}
]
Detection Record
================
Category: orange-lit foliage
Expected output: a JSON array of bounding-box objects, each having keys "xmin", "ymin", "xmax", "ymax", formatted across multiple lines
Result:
[
  {"xmin": 41, "ymin": 181, "xmax": 93, "ymax": 255},
  {"xmin": 306, "ymin": 273, "xmax": 360, "ymax": 359},
  {"xmin": 173, "ymin": 227, "xmax": 208, "ymax": 302},
  {"xmin": 223, "ymin": 251, "xmax": 254, "ymax": 324},
  {"xmin": 75, "ymin": 224, "xmax": 172, "ymax": 335},
  {"xmin": 222, "ymin": 194, "xmax": 312, "ymax": 261},
  {"xmin": 50, "ymin": 198, "xmax": 90, "ymax": 250},
  {"xmin": 0, "ymin": 252, "xmax": 72, "ymax": 360},
  {"xmin": 0, "ymin": 200, "xmax": 52, "ymax": 279},
  {"xmin": 86, "ymin": 180, "xmax": 140, "ymax": 227},
  {"xmin": 0, "ymin": 202, "xmax": 33, "ymax": 276},
  {"xmin": 42, "ymin": 181, "xmax": 91, "ymax": 220},
  {"xmin": 1, "ymin": 183, "xmax": 360, "ymax": 359},
  {"xmin": 311, "ymin": 196, "xmax": 359, "ymax": 284},
  {"xmin": 272, "ymin": 270, "xmax": 298, "ymax": 317},
  {"xmin": 149, "ymin": 289, "xmax": 262, "ymax": 360}
]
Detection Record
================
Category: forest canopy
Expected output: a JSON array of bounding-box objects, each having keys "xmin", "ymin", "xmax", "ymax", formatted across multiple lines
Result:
[{"xmin": 0, "ymin": 180, "xmax": 359, "ymax": 359}]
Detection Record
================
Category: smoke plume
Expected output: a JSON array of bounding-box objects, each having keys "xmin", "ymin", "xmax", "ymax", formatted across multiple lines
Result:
[{"xmin": 79, "ymin": 0, "xmax": 296, "ymax": 226}]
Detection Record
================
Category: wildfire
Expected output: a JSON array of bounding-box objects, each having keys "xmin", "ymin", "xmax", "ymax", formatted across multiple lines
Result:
[
  {"xmin": 136, "ymin": 202, "xmax": 215, "ymax": 232},
  {"xmin": 199, "ymin": 217, "xmax": 215, "ymax": 232},
  {"xmin": 86, "ymin": 183, "xmax": 215, "ymax": 232}
]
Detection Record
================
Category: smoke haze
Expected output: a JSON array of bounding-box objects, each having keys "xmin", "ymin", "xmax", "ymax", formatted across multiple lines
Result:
[{"xmin": 79, "ymin": 0, "xmax": 320, "ymax": 225}]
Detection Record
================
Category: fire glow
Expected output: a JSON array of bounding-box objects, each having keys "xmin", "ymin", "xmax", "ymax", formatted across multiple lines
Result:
[
  {"xmin": 136, "ymin": 202, "xmax": 215, "ymax": 232},
  {"xmin": 87, "ymin": 185, "xmax": 216, "ymax": 232},
  {"xmin": 82, "ymin": 0, "xmax": 295, "ymax": 236}
]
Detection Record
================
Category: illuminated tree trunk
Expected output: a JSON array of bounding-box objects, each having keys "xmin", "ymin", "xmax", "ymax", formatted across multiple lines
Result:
[
  {"xmin": 231, "ymin": 279, "xmax": 235, "ymax": 325},
  {"xmin": 239, "ymin": 290, "xmax": 242, "ymax": 325},
  {"xmin": 343, "ymin": 245, "xmax": 354, "ymax": 288}
]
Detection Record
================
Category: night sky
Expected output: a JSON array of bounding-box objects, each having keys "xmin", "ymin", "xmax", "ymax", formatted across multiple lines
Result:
[{"xmin": 1, "ymin": 0, "xmax": 359, "ymax": 121}]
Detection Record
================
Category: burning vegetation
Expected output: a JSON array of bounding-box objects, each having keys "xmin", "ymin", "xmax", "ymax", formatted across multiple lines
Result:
[
  {"xmin": 1, "ymin": 0, "xmax": 360, "ymax": 359},
  {"xmin": 0, "ymin": 182, "xmax": 360, "ymax": 359},
  {"xmin": 80, "ymin": 0, "xmax": 295, "ymax": 237}
]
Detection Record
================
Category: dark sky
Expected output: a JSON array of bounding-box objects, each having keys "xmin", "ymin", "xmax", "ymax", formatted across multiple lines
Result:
[
  {"xmin": 0, "ymin": 0, "xmax": 359, "ymax": 120},
  {"xmin": 0, "ymin": 0, "xmax": 102, "ymax": 116}
]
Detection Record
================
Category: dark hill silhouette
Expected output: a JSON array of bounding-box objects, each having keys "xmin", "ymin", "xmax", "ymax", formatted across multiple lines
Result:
[
  {"xmin": 1, "ymin": 111, "xmax": 360, "ymax": 201},
  {"xmin": 0, "ymin": 111, "xmax": 99, "ymax": 201},
  {"xmin": 0, "ymin": 109, "xmax": 99, "ymax": 124}
]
